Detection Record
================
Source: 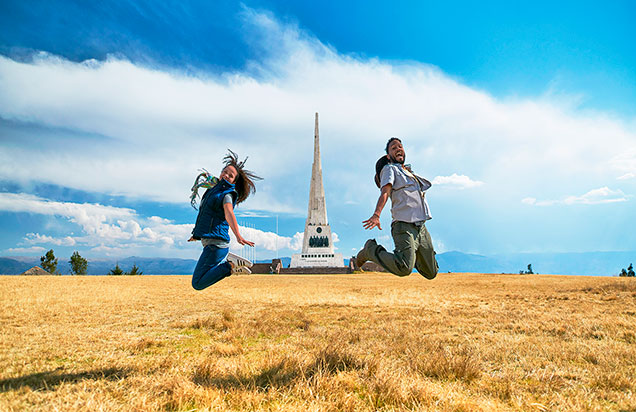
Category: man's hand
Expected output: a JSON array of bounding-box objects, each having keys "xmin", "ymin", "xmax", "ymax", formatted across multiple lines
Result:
[
  {"xmin": 187, "ymin": 236, "xmax": 196, "ymax": 242},
  {"xmin": 362, "ymin": 213, "xmax": 382, "ymax": 230},
  {"xmin": 363, "ymin": 184, "xmax": 390, "ymax": 231}
]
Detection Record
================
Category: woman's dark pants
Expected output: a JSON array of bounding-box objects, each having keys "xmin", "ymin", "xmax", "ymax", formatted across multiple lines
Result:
[{"xmin": 192, "ymin": 245, "xmax": 231, "ymax": 290}]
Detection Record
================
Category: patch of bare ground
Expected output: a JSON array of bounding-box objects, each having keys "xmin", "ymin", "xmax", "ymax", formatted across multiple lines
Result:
[{"xmin": 1, "ymin": 273, "xmax": 635, "ymax": 411}]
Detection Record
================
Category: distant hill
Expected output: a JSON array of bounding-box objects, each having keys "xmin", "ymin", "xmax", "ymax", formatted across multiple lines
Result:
[
  {"xmin": 436, "ymin": 251, "xmax": 636, "ymax": 276},
  {"xmin": 0, "ymin": 256, "xmax": 197, "ymax": 275},
  {"xmin": 0, "ymin": 257, "xmax": 33, "ymax": 274},
  {"xmin": 1, "ymin": 251, "xmax": 634, "ymax": 276}
]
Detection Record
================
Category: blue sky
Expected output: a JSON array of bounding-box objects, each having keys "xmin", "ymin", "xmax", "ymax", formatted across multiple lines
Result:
[{"xmin": 1, "ymin": 0, "xmax": 635, "ymax": 261}]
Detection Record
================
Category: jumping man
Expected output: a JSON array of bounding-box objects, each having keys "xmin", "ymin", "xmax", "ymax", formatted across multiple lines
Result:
[{"xmin": 356, "ymin": 137, "xmax": 438, "ymax": 279}]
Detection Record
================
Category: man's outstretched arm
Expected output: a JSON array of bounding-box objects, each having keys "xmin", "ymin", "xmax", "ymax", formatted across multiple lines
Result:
[{"xmin": 362, "ymin": 183, "xmax": 391, "ymax": 230}]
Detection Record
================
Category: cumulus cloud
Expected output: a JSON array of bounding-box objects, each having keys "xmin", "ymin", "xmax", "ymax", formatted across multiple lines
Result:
[
  {"xmin": 564, "ymin": 187, "xmax": 629, "ymax": 205},
  {"xmin": 0, "ymin": 7, "xmax": 634, "ymax": 217},
  {"xmin": 25, "ymin": 233, "xmax": 76, "ymax": 246},
  {"xmin": 0, "ymin": 192, "xmax": 185, "ymax": 248},
  {"xmin": 229, "ymin": 226, "xmax": 301, "ymax": 252},
  {"xmin": 432, "ymin": 174, "xmax": 484, "ymax": 189},
  {"xmin": 522, "ymin": 187, "xmax": 629, "ymax": 206},
  {"xmin": 4, "ymin": 246, "xmax": 47, "ymax": 254},
  {"xmin": 0, "ymin": 193, "xmax": 293, "ymax": 256},
  {"xmin": 1, "ymin": 6, "xmax": 635, "ymax": 256}
]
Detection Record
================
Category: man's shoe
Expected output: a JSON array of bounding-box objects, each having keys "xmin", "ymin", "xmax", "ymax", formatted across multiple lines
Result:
[
  {"xmin": 227, "ymin": 252, "xmax": 253, "ymax": 269},
  {"xmin": 355, "ymin": 239, "xmax": 377, "ymax": 268}
]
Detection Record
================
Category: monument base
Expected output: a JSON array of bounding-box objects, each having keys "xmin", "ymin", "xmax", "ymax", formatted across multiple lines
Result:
[
  {"xmin": 290, "ymin": 253, "xmax": 344, "ymax": 268},
  {"xmin": 280, "ymin": 266, "xmax": 351, "ymax": 274}
]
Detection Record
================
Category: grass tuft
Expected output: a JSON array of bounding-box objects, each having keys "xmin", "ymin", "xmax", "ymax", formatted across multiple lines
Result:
[
  {"xmin": 307, "ymin": 345, "xmax": 365, "ymax": 376},
  {"xmin": 410, "ymin": 342, "xmax": 482, "ymax": 382},
  {"xmin": 128, "ymin": 337, "xmax": 162, "ymax": 353},
  {"xmin": 192, "ymin": 356, "xmax": 301, "ymax": 391}
]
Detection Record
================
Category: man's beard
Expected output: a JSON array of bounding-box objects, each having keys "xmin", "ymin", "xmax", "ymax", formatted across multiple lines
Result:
[{"xmin": 389, "ymin": 154, "xmax": 405, "ymax": 164}]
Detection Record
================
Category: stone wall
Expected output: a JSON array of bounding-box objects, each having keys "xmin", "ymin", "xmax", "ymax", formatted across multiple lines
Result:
[
  {"xmin": 250, "ymin": 260, "xmax": 351, "ymax": 275},
  {"xmin": 250, "ymin": 263, "xmax": 276, "ymax": 274},
  {"xmin": 361, "ymin": 261, "xmax": 387, "ymax": 272}
]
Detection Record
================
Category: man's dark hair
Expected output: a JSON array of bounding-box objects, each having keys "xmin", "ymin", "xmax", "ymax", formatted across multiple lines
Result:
[
  {"xmin": 223, "ymin": 149, "xmax": 262, "ymax": 204},
  {"xmin": 385, "ymin": 137, "xmax": 401, "ymax": 154}
]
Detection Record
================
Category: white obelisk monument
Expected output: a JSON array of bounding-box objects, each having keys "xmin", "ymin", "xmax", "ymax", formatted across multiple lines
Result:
[{"xmin": 290, "ymin": 113, "xmax": 344, "ymax": 268}]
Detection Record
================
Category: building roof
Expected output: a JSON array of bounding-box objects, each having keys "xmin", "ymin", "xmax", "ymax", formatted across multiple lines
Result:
[{"xmin": 21, "ymin": 266, "xmax": 51, "ymax": 276}]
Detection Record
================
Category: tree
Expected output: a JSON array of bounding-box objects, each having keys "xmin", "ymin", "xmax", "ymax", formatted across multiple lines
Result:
[
  {"xmin": 40, "ymin": 249, "xmax": 58, "ymax": 274},
  {"xmin": 69, "ymin": 251, "xmax": 88, "ymax": 275},
  {"xmin": 520, "ymin": 264, "xmax": 534, "ymax": 275},
  {"xmin": 619, "ymin": 264, "xmax": 634, "ymax": 277},
  {"xmin": 108, "ymin": 264, "xmax": 124, "ymax": 276},
  {"xmin": 125, "ymin": 264, "xmax": 143, "ymax": 276}
]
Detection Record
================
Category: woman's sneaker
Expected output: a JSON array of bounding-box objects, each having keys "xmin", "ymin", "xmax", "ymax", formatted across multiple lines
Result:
[{"xmin": 227, "ymin": 252, "xmax": 253, "ymax": 270}]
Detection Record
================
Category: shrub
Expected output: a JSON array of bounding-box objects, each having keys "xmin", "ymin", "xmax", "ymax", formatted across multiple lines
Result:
[
  {"xmin": 40, "ymin": 249, "xmax": 59, "ymax": 274},
  {"xmin": 125, "ymin": 264, "xmax": 143, "ymax": 276},
  {"xmin": 69, "ymin": 251, "xmax": 88, "ymax": 275},
  {"xmin": 108, "ymin": 264, "xmax": 124, "ymax": 276}
]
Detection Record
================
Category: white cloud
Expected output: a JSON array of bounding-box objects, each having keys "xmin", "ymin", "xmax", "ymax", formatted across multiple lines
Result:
[
  {"xmin": 522, "ymin": 187, "xmax": 629, "ymax": 206},
  {"xmin": 228, "ymin": 226, "xmax": 299, "ymax": 252},
  {"xmin": 289, "ymin": 232, "xmax": 304, "ymax": 250},
  {"xmin": 4, "ymin": 246, "xmax": 47, "ymax": 254},
  {"xmin": 25, "ymin": 233, "xmax": 76, "ymax": 246},
  {"xmin": 618, "ymin": 172, "xmax": 635, "ymax": 180},
  {"xmin": 564, "ymin": 187, "xmax": 629, "ymax": 205},
  {"xmin": 432, "ymin": 173, "xmax": 484, "ymax": 189},
  {"xmin": 1, "ymin": 7, "xmax": 636, "ymax": 257},
  {"xmin": 0, "ymin": 192, "xmax": 298, "ymax": 257},
  {"xmin": 0, "ymin": 7, "xmax": 634, "ymax": 218}
]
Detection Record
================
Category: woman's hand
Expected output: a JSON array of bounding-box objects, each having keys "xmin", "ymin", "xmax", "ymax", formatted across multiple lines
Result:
[{"xmin": 236, "ymin": 235, "xmax": 254, "ymax": 247}]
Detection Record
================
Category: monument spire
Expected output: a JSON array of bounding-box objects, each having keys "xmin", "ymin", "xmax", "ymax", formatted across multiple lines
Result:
[
  {"xmin": 307, "ymin": 112, "xmax": 327, "ymax": 226},
  {"xmin": 290, "ymin": 112, "xmax": 344, "ymax": 268}
]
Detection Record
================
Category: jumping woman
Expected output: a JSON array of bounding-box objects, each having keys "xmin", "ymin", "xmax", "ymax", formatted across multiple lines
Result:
[{"xmin": 188, "ymin": 150, "xmax": 262, "ymax": 290}]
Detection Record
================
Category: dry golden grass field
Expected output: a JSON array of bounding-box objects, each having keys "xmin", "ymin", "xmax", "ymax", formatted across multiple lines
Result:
[{"xmin": 1, "ymin": 273, "xmax": 635, "ymax": 411}]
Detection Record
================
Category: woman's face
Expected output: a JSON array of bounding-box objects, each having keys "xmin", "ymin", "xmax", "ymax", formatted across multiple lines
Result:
[{"xmin": 220, "ymin": 165, "xmax": 238, "ymax": 184}]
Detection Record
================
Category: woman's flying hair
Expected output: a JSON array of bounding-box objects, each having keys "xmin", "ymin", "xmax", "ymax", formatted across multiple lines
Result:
[{"xmin": 223, "ymin": 149, "xmax": 262, "ymax": 204}]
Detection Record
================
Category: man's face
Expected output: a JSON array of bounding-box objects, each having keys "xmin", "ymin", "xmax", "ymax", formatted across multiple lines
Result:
[
  {"xmin": 220, "ymin": 165, "xmax": 238, "ymax": 184},
  {"xmin": 387, "ymin": 140, "xmax": 405, "ymax": 164}
]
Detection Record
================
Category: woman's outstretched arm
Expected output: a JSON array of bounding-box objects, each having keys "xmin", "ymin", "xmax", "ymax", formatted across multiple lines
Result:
[{"xmin": 223, "ymin": 202, "xmax": 254, "ymax": 246}]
